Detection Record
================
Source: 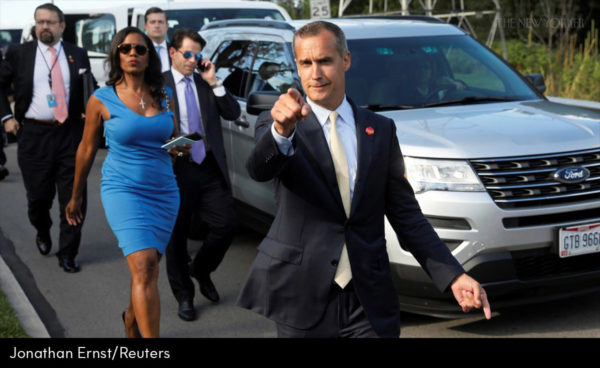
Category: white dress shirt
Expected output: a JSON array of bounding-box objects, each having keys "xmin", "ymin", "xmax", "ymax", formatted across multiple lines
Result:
[
  {"xmin": 24, "ymin": 40, "xmax": 71, "ymax": 121},
  {"xmin": 271, "ymin": 96, "xmax": 358, "ymax": 198},
  {"xmin": 154, "ymin": 40, "xmax": 170, "ymax": 73},
  {"xmin": 171, "ymin": 66, "xmax": 226, "ymax": 135}
]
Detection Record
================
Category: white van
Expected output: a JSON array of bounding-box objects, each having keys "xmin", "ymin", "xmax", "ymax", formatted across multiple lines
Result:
[{"xmin": 57, "ymin": 1, "xmax": 292, "ymax": 84}]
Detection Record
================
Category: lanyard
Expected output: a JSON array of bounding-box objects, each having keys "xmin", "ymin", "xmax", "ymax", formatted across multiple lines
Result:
[{"xmin": 37, "ymin": 42, "xmax": 63, "ymax": 89}]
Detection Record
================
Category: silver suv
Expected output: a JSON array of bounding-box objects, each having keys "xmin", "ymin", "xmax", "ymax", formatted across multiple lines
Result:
[{"xmin": 200, "ymin": 17, "xmax": 600, "ymax": 316}]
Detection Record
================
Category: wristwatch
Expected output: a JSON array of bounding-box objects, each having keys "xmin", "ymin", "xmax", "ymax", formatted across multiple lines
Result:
[{"xmin": 210, "ymin": 79, "xmax": 223, "ymax": 89}]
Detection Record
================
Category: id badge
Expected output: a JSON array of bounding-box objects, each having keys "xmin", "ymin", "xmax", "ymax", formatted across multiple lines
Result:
[{"xmin": 46, "ymin": 94, "xmax": 57, "ymax": 108}]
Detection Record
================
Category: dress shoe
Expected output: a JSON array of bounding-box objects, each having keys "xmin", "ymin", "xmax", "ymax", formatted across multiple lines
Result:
[
  {"xmin": 35, "ymin": 231, "xmax": 52, "ymax": 255},
  {"xmin": 177, "ymin": 299, "xmax": 195, "ymax": 321},
  {"xmin": 57, "ymin": 256, "xmax": 80, "ymax": 273},
  {"xmin": 0, "ymin": 166, "xmax": 8, "ymax": 181},
  {"xmin": 199, "ymin": 275, "xmax": 220, "ymax": 303},
  {"xmin": 189, "ymin": 265, "xmax": 220, "ymax": 303}
]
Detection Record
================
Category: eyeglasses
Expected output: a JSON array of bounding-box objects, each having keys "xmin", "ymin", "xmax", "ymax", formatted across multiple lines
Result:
[
  {"xmin": 35, "ymin": 20, "xmax": 60, "ymax": 26},
  {"xmin": 177, "ymin": 50, "xmax": 202, "ymax": 61},
  {"xmin": 117, "ymin": 43, "xmax": 148, "ymax": 55}
]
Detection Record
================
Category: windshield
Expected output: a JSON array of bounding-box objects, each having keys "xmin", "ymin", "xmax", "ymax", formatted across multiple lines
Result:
[
  {"xmin": 344, "ymin": 35, "xmax": 539, "ymax": 109},
  {"xmin": 163, "ymin": 9, "xmax": 285, "ymax": 40}
]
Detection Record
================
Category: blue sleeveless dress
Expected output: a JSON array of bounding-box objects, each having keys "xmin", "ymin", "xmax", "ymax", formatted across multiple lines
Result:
[{"xmin": 93, "ymin": 86, "xmax": 180, "ymax": 256}]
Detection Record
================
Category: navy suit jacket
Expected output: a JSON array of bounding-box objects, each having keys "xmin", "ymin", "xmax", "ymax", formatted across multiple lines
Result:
[
  {"xmin": 237, "ymin": 99, "xmax": 465, "ymax": 337},
  {"xmin": 163, "ymin": 70, "xmax": 240, "ymax": 187}
]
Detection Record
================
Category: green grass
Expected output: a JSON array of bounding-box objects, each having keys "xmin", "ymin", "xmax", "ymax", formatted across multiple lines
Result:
[{"xmin": 0, "ymin": 288, "xmax": 29, "ymax": 338}]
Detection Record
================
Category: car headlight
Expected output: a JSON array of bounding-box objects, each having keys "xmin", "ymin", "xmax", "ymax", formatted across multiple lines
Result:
[{"xmin": 403, "ymin": 157, "xmax": 485, "ymax": 193}]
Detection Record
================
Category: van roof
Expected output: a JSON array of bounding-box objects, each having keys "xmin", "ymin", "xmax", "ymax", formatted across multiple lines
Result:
[
  {"xmin": 63, "ymin": 0, "xmax": 291, "ymax": 18},
  {"xmin": 147, "ymin": 0, "xmax": 289, "ymax": 10}
]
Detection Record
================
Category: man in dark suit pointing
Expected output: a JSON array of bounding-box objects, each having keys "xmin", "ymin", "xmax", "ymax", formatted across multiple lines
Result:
[
  {"xmin": 163, "ymin": 28, "xmax": 240, "ymax": 321},
  {"xmin": 0, "ymin": 3, "xmax": 96, "ymax": 273},
  {"xmin": 237, "ymin": 20, "xmax": 491, "ymax": 338}
]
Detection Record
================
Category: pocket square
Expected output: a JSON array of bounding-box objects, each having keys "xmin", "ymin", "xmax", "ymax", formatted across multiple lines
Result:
[{"xmin": 78, "ymin": 68, "xmax": 88, "ymax": 75}]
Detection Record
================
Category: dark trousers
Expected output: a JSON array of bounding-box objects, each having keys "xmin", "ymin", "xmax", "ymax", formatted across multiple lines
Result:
[
  {"xmin": 17, "ymin": 120, "xmax": 87, "ymax": 258},
  {"xmin": 0, "ymin": 126, "xmax": 6, "ymax": 166},
  {"xmin": 166, "ymin": 153, "xmax": 237, "ymax": 302},
  {"xmin": 276, "ymin": 282, "xmax": 382, "ymax": 338},
  {"xmin": 0, "ymin": 142, "xmax": 6, "ymax": 166}
]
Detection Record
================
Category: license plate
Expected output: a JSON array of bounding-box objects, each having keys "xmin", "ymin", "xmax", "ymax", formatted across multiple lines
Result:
[{"xmin": 559, "ymin": 222, "xmax": 600, "ymax": 258}]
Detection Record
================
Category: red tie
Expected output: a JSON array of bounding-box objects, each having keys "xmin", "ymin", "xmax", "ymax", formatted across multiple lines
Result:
[{"xmin": 49, "ymin": 46, "xmax": 68, "ymax": 123}]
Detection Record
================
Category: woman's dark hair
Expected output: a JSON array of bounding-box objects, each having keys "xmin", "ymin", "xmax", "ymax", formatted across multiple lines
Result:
[{"xmin": 105, "ymin": 27, "xmax": 165, "ymax": 109}]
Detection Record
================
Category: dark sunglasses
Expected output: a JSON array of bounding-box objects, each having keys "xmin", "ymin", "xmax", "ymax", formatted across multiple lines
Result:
[
  {"xmin": 118, "ymin": 43, "xmax": 148, "ymax": 55},
  {"xmin": 178, "ymin": 50, "xmax": 202, "ymax": 61}
]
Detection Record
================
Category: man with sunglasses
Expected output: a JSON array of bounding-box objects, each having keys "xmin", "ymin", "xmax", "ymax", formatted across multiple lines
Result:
[
  {"xmin": 163, "ymin": 28, "xmax": 241, "ymax": 321},
  {"xmin": 0, "ymin": 3, "xmax": 96, "ymax": 272}
]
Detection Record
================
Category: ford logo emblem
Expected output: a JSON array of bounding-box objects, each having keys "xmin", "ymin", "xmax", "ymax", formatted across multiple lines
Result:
[{"xmin": 553, "ymin": 166, "xmax": 590, "ymax": 184}]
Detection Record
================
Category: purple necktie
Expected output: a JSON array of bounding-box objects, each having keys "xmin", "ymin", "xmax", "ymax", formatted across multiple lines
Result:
[{"xmin": 183, "ymin": 77, "xmax": 206, "ymax": 165}]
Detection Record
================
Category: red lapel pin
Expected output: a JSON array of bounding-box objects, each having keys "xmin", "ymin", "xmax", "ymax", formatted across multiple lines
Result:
[
  {"xmin": 365, "ymin": 126, "xmax": 374, "ymax": 135},
  {"xmin": 68, "ymin": 55, "xmax": 74, "ymax": 63}
]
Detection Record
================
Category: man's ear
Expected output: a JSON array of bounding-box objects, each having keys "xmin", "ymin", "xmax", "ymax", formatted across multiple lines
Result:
[{"xmin": 343, "ymin": 51, "xmax": 351, "ymax": 72}]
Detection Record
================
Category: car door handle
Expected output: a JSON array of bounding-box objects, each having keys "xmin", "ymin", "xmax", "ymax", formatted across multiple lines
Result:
[{"xmin": 234, "ymin": 116, "xmax": 250, "ymax": 128}]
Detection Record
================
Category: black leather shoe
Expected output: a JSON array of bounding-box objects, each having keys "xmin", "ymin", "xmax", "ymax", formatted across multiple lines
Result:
[
  {"xmin": 177, "ymin": 299, "xmax": 195, "ymax": 321},
  {"xmin": 199, "ymin": 275, "xmax": 220, "ymax": 303},
  {"xmin": 0, "ymin": 166, "xmax": 8, "ymax": 181},
  {"xmin": 36, "ymin": 231, "xmax": 52, "ymax": 255},
  {"xmin": 57, "ymin": 256, "xmax": 80, "ymax": 273},
  {"xmin": 189, "ymin": 264, "xmax": 220, "ymax": 303}
]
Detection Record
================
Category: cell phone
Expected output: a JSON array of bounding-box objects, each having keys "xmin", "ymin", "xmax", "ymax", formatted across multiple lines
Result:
[
  {"xmin": 185, "ymin": 132, "xmax": 203, "ymax": 141},
  {"xmin": 198, "ymin": 62, "xmax": 206, "ymax": 72}
]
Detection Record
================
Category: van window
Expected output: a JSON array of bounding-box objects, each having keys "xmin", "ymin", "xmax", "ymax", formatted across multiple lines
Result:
[
  {"xmin": 248, "ymin": 41, "xmax": 298, "ymax": 96},
  {"xmin": 64, "ymin": 14, "xmax": 116, "ymax": 56},
  {"xmin": 0, "ymin": 29, "xmax": 22, "ymax": 55},
  {"xmin": 212, "ymin": 40, "xmax": 257, "ymax": 99}
]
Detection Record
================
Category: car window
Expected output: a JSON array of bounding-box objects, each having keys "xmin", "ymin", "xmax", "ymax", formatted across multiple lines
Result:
[
  {"xmin": 346, "ymin": 35, "xmax": 539, "ymax": 109},
  {"xmin": 247, "ymin": 41, "xmax": 298, "ymax": 96},
  {"xmin": 64, "ymin": 13, "xmax": 116, "ymax": 56},
  {"xmin": 211, "ymin": 40, "xmax": 257, "ymax": 99}
]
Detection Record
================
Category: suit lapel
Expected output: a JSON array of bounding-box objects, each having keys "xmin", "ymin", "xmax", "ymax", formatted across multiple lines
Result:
[
  {"xmin": 194, "ymin": 74, "xmax": 210, "ymax": 136},
  {"xmin": 62, "ymin": 42, "xmax": 78, "ymax": 97},
  {"xmin": 296, "ymin": 112, "xmax": 345, "ymax": 213},
  {"xmin": 167, "ymin": 42, "xmax": 172, "ymax": 67},
  {"xmin": 349, "ymin": 101, "xmax": 374, "ymax": 217},
  {"xmin": 25, "ymin": 42, "xmax": 37, "ymax": 102}
]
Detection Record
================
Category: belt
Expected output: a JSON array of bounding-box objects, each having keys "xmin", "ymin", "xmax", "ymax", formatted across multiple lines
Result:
[{"xmin": 23, "ymin": 118, "xmax": 62, "ymax": 126}]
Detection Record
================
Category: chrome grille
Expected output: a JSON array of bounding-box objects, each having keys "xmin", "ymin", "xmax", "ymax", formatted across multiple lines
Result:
[{"xmin": 470, "ymin": 148, "xmax": 600, "ymax": 208}]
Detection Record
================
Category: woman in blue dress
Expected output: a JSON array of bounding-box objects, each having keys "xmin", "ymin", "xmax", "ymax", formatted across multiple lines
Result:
[{"xmin": 66, "ymin": 27, "xmax": 187, "ymax": 338}]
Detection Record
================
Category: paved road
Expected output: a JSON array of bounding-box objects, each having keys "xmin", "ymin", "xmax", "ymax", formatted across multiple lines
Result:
[{"xmin": 2, "ymin": 143, "xmax": 600, "ymax": 338}]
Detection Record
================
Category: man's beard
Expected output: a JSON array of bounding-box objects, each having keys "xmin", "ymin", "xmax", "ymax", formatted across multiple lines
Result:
[{"xmin": 38, "ymin": 31, "xmax": 55, "ymax": 45}]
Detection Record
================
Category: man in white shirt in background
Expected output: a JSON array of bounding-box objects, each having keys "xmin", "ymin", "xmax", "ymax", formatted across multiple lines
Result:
[{"xmin": 144, "ymin": 7, "xmax": 171, "ymax": 72}]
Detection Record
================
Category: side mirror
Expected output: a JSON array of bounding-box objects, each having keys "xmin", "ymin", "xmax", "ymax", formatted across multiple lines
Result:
[
  {"xmin": 246, "ymin": 91, "xmax": 281, "ymax": 115},
  {"xmin": 525, "ymin": 73, "xmax": 546, "ymax": 94}
]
